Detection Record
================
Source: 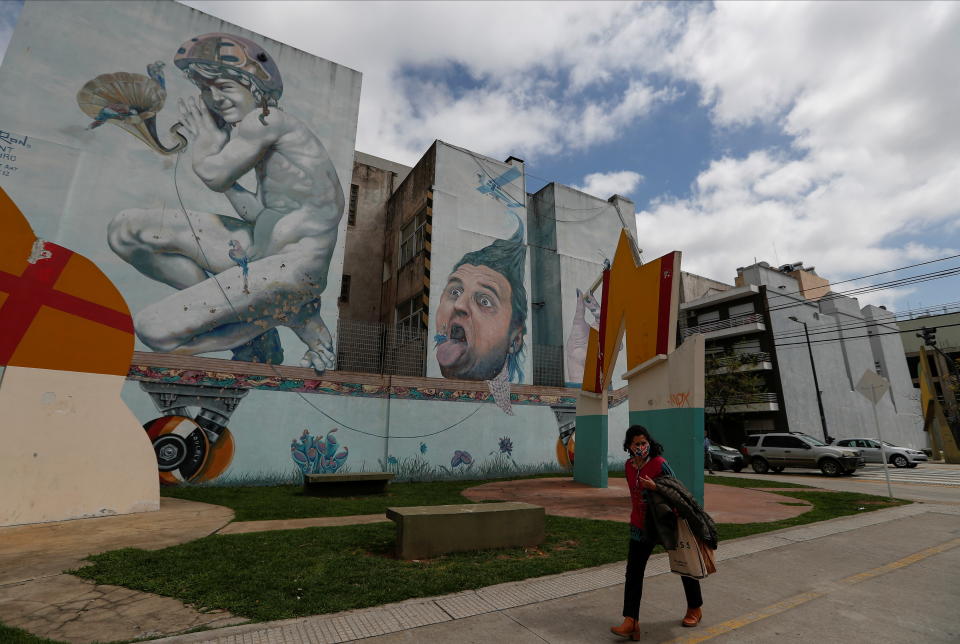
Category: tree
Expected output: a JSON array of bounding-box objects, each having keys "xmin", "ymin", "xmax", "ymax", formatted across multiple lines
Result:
[{"xmin": 704, "ymin": 352, "xmax": 767, "ymax": 445}]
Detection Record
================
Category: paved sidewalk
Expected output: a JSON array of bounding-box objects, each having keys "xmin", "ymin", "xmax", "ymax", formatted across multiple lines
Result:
[
  {"xmin": 464, "ymin": 478, "xmax": 814, "ymax": 523},
  {"xmin": 218, "ymin": 514, "xmax": 389, "ymax": 535},
  {"xmin": 152, "ymin": 502, "xmax": 960, "ymax": 644},
  {"xmin": 2, "ymin": 478, "xmax": 932, "ymax": 643},
  {"xmin": 0, "ymin": 498, "xmax": 246, "ymax": 643}
]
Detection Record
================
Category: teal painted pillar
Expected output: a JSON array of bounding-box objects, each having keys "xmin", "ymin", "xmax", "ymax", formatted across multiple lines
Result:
[
  {"xmin": 629, "ymin": 408, "xmax": 704, "ymax": 505},
  {"xmin": 573, "ymin": 413, "xmax": 608, "ymax": 487},
  {"xmin": 624, "ymin": 337, "xmax": 706, "ymax": 506}
]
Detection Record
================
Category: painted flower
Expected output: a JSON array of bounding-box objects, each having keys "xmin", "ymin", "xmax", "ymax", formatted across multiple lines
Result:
[
  {"xmin": 419, "ymin": 442, "xmax": 428, "ymax": 455},
  {"xmin": 291, "ymin": 429, "xmax": 348, "ymax": 475},
  {"xmin": 451, "ymin": 450, "xmax": 474, "ymax": 467},
  {"xmin": 498, "ymin": 436, "xmax": 513, "ymax": 456},
  {"xmin": 387, "ymin": 455, "xmax": 399, "ymax": 465}
]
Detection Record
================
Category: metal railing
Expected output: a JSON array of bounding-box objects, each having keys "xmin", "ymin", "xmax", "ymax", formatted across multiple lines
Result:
[
  {"xmin": 335, "ymin": 318, "xmax": 426, "ymax": 377},
  {"xmin": 681, "ymin": 312, "xmax": 764, "ymax": 338},
  {"xmin": 707, "ymin": 351, "xmax": 771, "ymax": 369},
  {"xmin": 706, "ymin": 392, "xmax": 778, "ymax": 407},
  {"xmin": 533, "ymin": 344, "xmax": 565, "ymax": 387}
]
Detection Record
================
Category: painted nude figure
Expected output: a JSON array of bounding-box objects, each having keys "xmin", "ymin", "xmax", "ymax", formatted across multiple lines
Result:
[
  {"xmin": 107, "ymin": 33, "xmax": 343, "ymax": 370},
  {"xmin": 565, "ymin": 288, "xmax": 600, "ymax": 387}
]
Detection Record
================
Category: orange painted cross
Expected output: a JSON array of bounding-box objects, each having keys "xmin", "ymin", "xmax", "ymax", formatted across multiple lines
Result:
[{"xmin": 0, "ymin": 188, "xmax": 134, "ymax": 376}]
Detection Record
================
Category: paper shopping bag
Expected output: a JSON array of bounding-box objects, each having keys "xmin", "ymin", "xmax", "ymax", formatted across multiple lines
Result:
[
  {"xmin": 698, "ymin": 537, "xmax": 717, "ymax": 575},
  {"xmin": 668, "ymin": 519, "xmax": 708, "ymax": 579}
]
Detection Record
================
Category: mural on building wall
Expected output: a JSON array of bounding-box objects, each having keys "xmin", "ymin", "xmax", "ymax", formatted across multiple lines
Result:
[
  {"xmin": 1, "ymin": 3, "xmax": 654, "ymax": 489},
  {"xmin": 565, "ymin": 287, "xmax": 601, "ymax": 388},
  {"xmin": 434, "ymin": 165, "xmax": 527, "ymax": 414},
  {"xmin": 71, "ymin": 32, "xmax": 351, "ymax": 484},
  {"xmin": 88, "ymin": 33, "xmax": 344, "ymax": 372},
  {"xmin": 291, "ymin": 428, "xmax": 349, "ymax": 475},
  {"xmin": 0, "ymin": 186, "xmax": 158, "ymax": 525},
  {"xmin": 0, "ymin": 0, "xmax": 362, "ymax": 486}
]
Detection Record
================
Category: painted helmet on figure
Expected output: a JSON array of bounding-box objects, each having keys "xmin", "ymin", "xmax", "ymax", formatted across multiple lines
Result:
[{"xmin": 174, "ymin": 33, "xmax": 283, "ymax": 106}]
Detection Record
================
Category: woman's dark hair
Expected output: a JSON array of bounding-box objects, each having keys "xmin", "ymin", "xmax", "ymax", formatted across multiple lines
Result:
[{"xmin": 623, "ymin": 424, "xmax": 664, "ymax": 459}]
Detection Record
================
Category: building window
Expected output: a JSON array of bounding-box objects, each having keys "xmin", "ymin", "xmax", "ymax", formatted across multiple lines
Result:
[
  {"xmin": 727, "ymin": 301, "xmax": 755, "ymax": 317},
  {"xmin": 399, "ymin": 208, "xmax": 427, "ymax": 268},
  {"xmin": 348, "ymin": 184, "xmax": 358, "ymax": 226},
  {"xmin": 732, "ymin": 338, "xmax": 762, "ymax": 355},
  {"xmin": 397, "ymin": 296, "xmax": 425, "ymax": 331},
  {"xmin": 697, "ymin": 310, "xmax": 720, "ymax": 325},
  {"xmin": 339, "ymin": 274, "xmax": 351, "ymax": 303}
]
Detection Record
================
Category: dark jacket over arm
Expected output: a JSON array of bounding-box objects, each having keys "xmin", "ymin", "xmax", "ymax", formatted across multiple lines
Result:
[{"xmin": 645, "ymin": 476, "xmax": 718, "ymax": 549}]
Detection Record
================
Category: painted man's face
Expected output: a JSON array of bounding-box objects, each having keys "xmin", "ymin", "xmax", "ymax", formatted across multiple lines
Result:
[
  {"xmin": 198, "ymin": 77, "xmax": 257, "ymax": 124},
  {"xmin": 436, "ymin": 263, "xmax": 520, "ymax": 381}
]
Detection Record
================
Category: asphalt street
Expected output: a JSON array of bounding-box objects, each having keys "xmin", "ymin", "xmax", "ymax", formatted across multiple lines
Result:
[{"xmin": 713, "ymin": 462, "xmax": 960, "ymax": 505}]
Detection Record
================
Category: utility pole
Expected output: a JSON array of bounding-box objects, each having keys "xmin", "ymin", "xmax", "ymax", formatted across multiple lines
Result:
[{"xmin": 789, "ymin": 316, "xmax": 831, "ymax": 443}]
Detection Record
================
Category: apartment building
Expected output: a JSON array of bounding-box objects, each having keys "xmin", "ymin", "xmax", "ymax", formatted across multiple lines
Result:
[{"xmin": 682, "ymin": 262, "xmax": 924, "ymax": 449}]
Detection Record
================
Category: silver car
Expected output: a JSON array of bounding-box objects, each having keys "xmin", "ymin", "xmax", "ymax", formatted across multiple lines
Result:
[{"xmin": 835, "ymin": 438, "xmax": 927, "ymax": 468}]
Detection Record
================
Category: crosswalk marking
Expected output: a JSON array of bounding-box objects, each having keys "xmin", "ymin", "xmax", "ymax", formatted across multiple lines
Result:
[{"xmin": 854, "ymin": 465, "xmax": 960, "ymax": 487}]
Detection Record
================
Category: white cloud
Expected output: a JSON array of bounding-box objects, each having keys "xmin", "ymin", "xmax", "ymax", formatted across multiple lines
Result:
[
  {"xmin": 181, "ymin": 1, "xmax": 681, "ymax": 164},
  {"xmin": 636, "ymin": 1, "xmax": 960, "ymax": 309},
  {"xmin": 573, "ymin": 170, "xmax": 643, "ymax": 199},
  {"xmin": 165, "ymin": 2, "xmax": 960, "ymax": 309}
]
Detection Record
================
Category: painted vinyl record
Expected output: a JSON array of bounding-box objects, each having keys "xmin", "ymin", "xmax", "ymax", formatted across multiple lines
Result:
[
  {"xmin": 144, "ymin": 416, "xmax": 209, "ymax": 486},
  {"xmin": 194, "ymin": 426, "xmax": 234, "ymax": 483}
]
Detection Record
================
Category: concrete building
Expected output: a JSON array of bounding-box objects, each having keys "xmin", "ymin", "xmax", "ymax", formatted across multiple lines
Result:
[
  {"xmin": 897, "ymin": 310, "xmax": 960, "ymax": 431},
  {"xmin": 682, "ymin": 262, "xmax": 924, "ymax": 450},
  {"xmin": 339, "ymin": 152, "xmax": 412, "ymax": 324},
  {"xmin": 897, "ymin": 309, "xmax": 960, "ymax": 387},
  {"xmin": 337, "ymin": 140, "xmax": 632, "ymax": 387}
]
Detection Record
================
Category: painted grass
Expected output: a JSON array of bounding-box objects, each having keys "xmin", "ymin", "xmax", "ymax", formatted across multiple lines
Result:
[{"xmin": 79, "ymin": 483, "xmax": 907, "ymax": 622}]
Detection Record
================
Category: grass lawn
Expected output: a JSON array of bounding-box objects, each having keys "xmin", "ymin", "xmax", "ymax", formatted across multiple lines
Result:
[
  {"xmin": 162, "ymin": 474, "xmax": 810, "ymax": 523},
  {"xmin": 0, "ymin": 624, "xmax": 62, "ymax": 643},
  {"xmin": 162, "ymin": 480, "xmax": 492, "ymax": 522},
  {"xmin": 704, "ymin": 474, "xmax": 811, "ymax": 489},
  {"xmin": 75, "ymin": 477, "xmax": 909, "ymax": 622}
]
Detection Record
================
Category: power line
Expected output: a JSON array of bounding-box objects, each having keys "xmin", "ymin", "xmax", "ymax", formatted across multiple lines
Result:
[
  {"xmin": 719, "ymin": 254, "xmax": 960, "ymax": 311},
  {"xmin": 773, "ymin": 321, "xmax": 960, "ymax": 349},
  {"xmin": 767, "ymin": 299, "xmax": 960, "ymax": 342},
  {"xmin": 763, "ymin": 264, "xmax": 960, "ymax": 315}
]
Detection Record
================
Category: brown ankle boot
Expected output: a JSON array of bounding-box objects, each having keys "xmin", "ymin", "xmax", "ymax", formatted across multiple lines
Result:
[
  {"xmin": 682, "ymin": 606, "xmax": 702, "ymax": 627},
  {"xmin": 611, "ymin": 617, "xmax": 638, "ymax": 638}
]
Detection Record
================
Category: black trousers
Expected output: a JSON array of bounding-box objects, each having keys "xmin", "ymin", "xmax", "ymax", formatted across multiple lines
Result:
[{"xmin": 622, "ymin": 536, "xmax": 702, "ymax": 620}]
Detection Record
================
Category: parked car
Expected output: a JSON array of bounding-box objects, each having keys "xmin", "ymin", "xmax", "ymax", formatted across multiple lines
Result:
[
  {"xmin": 834, "ymin": 438, "xmax": 927, "ymax": 468},
  {"xmin": 741, "ymin": 432, "xmax": 865, "ymax": 476},
  {"xmin": 707, "ymin": 444, "xmax": 745, "ymax": 472}
]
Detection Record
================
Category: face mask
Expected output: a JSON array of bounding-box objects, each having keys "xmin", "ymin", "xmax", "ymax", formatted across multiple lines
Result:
[{"xmin": 633, "ymin": 443, "xmax": 650, "ymax": 459}]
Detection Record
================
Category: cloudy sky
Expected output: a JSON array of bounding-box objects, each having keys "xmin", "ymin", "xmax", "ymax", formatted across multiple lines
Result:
[{"xmin": 2, "ymin": 0, "xmax": 958, "ymax": 314}]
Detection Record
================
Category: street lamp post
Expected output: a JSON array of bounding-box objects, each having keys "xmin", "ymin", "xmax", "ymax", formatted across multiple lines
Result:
[{"xmin": 788, "ymin": 315, "xmax": 831, "ymax": 443}]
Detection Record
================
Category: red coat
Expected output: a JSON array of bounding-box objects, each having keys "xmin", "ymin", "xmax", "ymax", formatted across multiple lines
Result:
[{"xmin": 625, "ymin": 455, "xmax": 666, "ymax": 530}]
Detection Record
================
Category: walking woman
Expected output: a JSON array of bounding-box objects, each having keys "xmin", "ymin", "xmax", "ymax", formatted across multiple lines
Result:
[{"xmin": 611, "ymin": 424, "xmax": 703, "ymax": 639}]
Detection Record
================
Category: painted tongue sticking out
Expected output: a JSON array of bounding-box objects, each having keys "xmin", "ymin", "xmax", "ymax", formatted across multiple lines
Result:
[{"xmin": 437, "ymin": 323, "xmax": 467, "ymax": 367}]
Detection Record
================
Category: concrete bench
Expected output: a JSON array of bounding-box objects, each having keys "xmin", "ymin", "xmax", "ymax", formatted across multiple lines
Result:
[
  {"xmin": 303, "ymin": 472, "xmax": 394, "ymax": 496},
  {"xmin": 385, "ymin": 502, "xmax": 545, "ymax": 560}
]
